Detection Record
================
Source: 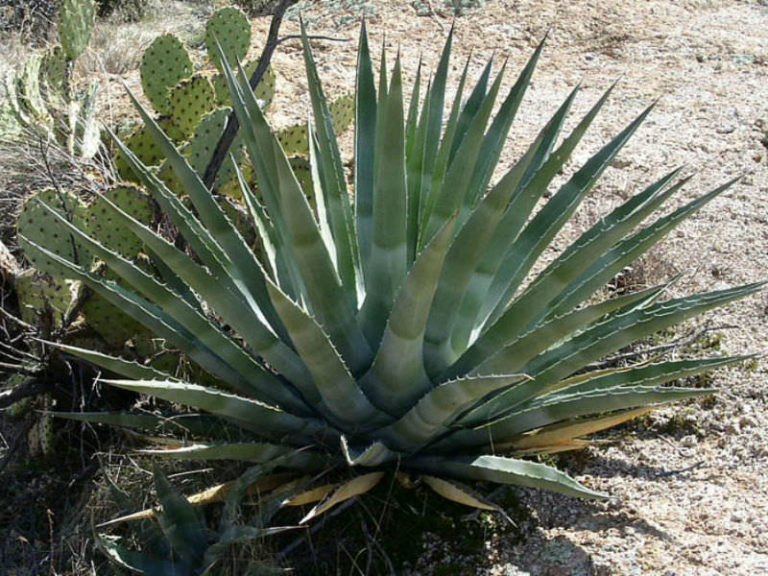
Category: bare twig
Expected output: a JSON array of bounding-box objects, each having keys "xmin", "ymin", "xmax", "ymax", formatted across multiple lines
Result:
[
  {"xmin": 586, "ymin": 323, "xmax": 737, "ymax": 370},
  {"xmin": 202, "ymin": 0, "xmax": 299, "ymax": 189},
  {"xmin": 0, "ymin": 377, "xmax": 49, "ymax": 409}
]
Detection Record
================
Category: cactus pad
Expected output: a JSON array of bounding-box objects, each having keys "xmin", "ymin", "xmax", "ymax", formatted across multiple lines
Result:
[
  {"xmin": 275, "ymin": 95, "xmax": 354, "ymax": 157},
  {"xmin": 81, "ymin": 293, "xmax": 148, "ymax": 349},
  {"xmin": 169, "ymin": 74, "xmax": 216, "ymax": 138},
  {"xmin": 84, "ymin": 185, "xmax": 154, "ymax": 259},
  {"xmin": 213, "ymin": 59, "xmax": 276, "ymax": 109},
  {"xmin": 14, "ymin": 269, "xmax": 78, "ymax": 327},
  {"xmin": 39, "ymin": 46, "xmax": 68, "ymax": 107},
  {"xmin": 277, "ymin": 123, "xmax": 309, "ymax": 156},
  {"xmin": 114, "ymin": 117, "xmax": 180, "ymax": 181},
  {"xmin": 17, "ymin": 189, "xmax": 89, "ymax": 275},
  {"xmin": 205, "ymin": 6, "xmax": 252, "ymax": 72},
  {"xmin": 19, "ymin": 54, "xmax": 49, "ymax": 122},
  {"xmin": 59, "ymin": 0, "xmax": 95, "ymax": 61},
  {"xmin": 140, "ymin": 34, "xmax": 193, "ymax": 115}
]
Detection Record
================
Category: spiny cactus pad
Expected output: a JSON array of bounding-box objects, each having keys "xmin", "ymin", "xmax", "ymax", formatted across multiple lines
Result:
[
  {"xmin": 18, "ymin": 189, "xmax": 88, "ymax": 275},
  {"xmin": 82, "ymin": 293, "xmax": 149, "ymax": 349},
  {"xmin": 169, "ymin": 74, "xmax": 216, "ymax": 138},
  {"xmin": 39, "ymin": 46, "xmax": 68, "ymax": 106},
  {"xmin": 276, "ymin": 94, "xmax": 355, "ymax": 157},
  {"xmin": 115, "ymin": 118, "xmax": 180, "ymax": 181},
  {"xmin": 213, "ymin": 59, "xmax": 276, "ymax": 109},
  {"xmin": 205, "ymin": 6, "xmax": 252, "ymax": 72},
  {"xmin": 14, "ymin": 269, "xmax": 78, "ymax": 327},
  {"xmin": 59, "ymin": 0, "xmax": 95, "ymax": 61},
  {"xmin": 19, "ymin": 54, "xmax": 49, "ymax": 121},
  {"xmin": 84, "ymin": 185, "xmax": 154, "ymax": 258},
  {"xmin": 160, "ymin": 107, "xmax": 242, "ymax": 196},
  {"xmin": 140, "ymin": 34, "xmax": 193, "ymax": 115}
]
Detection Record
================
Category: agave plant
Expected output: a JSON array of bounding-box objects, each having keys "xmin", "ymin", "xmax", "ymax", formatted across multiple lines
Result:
[{"xmin": 21, "ymin": 23, "xmax": 760, "ymax": 515}]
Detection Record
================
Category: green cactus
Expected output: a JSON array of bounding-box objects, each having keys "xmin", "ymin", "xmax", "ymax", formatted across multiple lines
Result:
[
  {"xmin": 18, "ymin": 54, "xmax": 49, "ymax": 123},
  {"xmin": 205, "ymin": 6, "xmax": 252, "ymax": 72},
  {"xmin": 81, "ymin": 292, "xmax": 150, "ymax": 349},
  {"xmin": 17, "ymin": 189, "xmax": 89, "ymax": 276},
  {"xmin": 59, "ymin": 0, "xmax": 96, "ymax": 61},
  {"xmin": 14, "ymin": 269, "xmax": 78, "ymax": 328},
  {"xmin": 114, "ymin": 118, "xmax": 180, "ymax": 181},
  {"xmin": 276, "ymin": 94, "xmax": 355, "ymax": 157},
  {"xmin": 212, "ymin": 58, "xmax": 276, "ymax": 109},
  {"xmin": 140, "ymin": 34, "xmax": 194, "ymax": 115},
  {"xmin": 84, "ymin": 185, "xmax": 154, "ymax": 259},
  {"xmin": 39, "ymin": 46, "xmax": 68, "ymax": 107},
  {"xmin": 169, "ymin": 74, "xmax": 216, "ymax": 138}
]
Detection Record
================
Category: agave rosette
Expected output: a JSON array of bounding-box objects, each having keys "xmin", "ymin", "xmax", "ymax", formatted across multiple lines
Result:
[{"xmin": 21, "ymin": 23, "xmax": 760, "ymax": 513}]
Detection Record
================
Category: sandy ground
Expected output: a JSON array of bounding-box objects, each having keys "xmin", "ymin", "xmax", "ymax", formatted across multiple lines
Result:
[
  {"xmin": 2, "ymin": 0, "xmax": 768, "ymax": 574},
  {"xmin": 265, "ymin": 1, "xmax": 768, "ymax": 574}
]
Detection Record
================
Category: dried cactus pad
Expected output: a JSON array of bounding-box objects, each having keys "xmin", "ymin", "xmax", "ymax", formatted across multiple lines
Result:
[
  {"xmin": 140, "ymin": 34, "xmax": 193, "ymax": 115},
  {"xmin": 39, "ymin": 46, "xmax": 68, "ymax": 106},
  {"xmin": 17, "ymin": 189, "xmax": 88, "ymax": 276},
  {"xmin": 169, "ymin": 74, "xmax": 216, "ymax": 138},
  {"xmin": 59, "ymin": 0, "xmax": 95, "ymax": 61},
  {"xmin": 205, "ymin": 6, "xmax": 252, "ymax": 72},
  {"xmin": 84, "ymin": 185, "xmax": 154, "ymax": 259},
  {"xmin": 19, "ymin": 54, "xmax": 48, "ymax": 121},
  {"xmin": 213, "ymin": 59, "xmax": 276, "ymax": 109}
]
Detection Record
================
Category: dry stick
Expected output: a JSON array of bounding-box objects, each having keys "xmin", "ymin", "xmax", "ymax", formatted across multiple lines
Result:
[
  {"xmin": 0, "ymin": 377, "xmax": 49, "ymax": 409},
  {"xmin": 202, "ymin": 0, "xmax": 299, "ymax": 189}
]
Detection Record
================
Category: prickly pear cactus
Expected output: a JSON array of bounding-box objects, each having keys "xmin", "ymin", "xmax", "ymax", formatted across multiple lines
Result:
[
  {"xmin": 205, "ymin": 6, "xmax": 252, "ymax": 72},
  {"xmin": 18, "ymin": 54, "xmax": 49, "ymax": 123},
  {"xmin": 14, "ymin": 269, "xmax": 79, "ymax": 328},
  {"xmin": 212, "ymin": 58, "xmax": 276, "ymax": 109},
  {"xmin": 39, "ymin": 46, "xmax": 68, "ymax": 107},
  {"xmin": 84, "ymin": 185, "xmax": 154, "ymax": 259},
  {"xmin": 276, "ymin": 94, "xmax": 355, "ymax": 156},
  {"xmin": 81, "ymin": 291, "xmax": 149, "ymax": 349},
  {"xmin": 140, "ymin": 34, "xmax": 193, "ymax": 115},
  {"xmin": 114, "ymin": 117, "xmax": 180, "ymax": 181},
  {"xmin": 17, "ymin": 189, "xmax": 89, "ymax": 276},
  {"xmin": 59, "ymin": 0, "xmax": 96, "ymax": 61},
  {"xmin": 169, "ymin": 74, "xmax": 216, "ymax": 138}
]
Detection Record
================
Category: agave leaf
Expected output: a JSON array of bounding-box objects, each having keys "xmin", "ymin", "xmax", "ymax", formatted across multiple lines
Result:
[
  {"xmin": 300, "ymin": 22, "xmax": 359, "ymax": 301},
  {"xmin": 446, "ymin": 385, "xmax": 714, "ymax": 450},
  {"xmin": 264, "ymin": 278, "xmax": 390, "ymax": 429},
  {"xmin": 505, "ymin": 406, "xmax": 656, "ymax": 454},
  {"xmin": 421, "ymin": 475, "xmax": 509, "ymax": 521},
  {"xmin": 101, "ymin": 379, "xmax": 328, "ymax": 444},
  {"xmin": 45, "ymin": 341, "xmax": 176, "ymax": 380},
  {"xmin": 463, "ymin": 34, "xmax": 547, "ymax": 210},
  {"xmin": 465, "ymin": 283, "xmax": 667, "ymax": 380},
  {"xmin": 36, "ymin": 200, "xmax": 307, "ymax": 411},
  {"xmin": 97, "ymin": 534, "xmax": 189, "ymax": 576},
  {"xmin": 341, "ymin": 436, "xmax": 399, "ymax": 466},
  {"xmin": 420, "ymin": 60, "xmax": 505, "ymax": 244},
  {"xmin": 284, "ymin": 483, "xmax": 336, "ymax": 507},
  {"xmin": 543, "ymin": 355, "xmax": 752, "ymax": 398},
  {"xmin": 154, "ymin": 469, "xmax": 209, "ymax": 568},
  {"xmin": 138, "ymin": 442, "xmax": 292, "ymax": 462},
  {"xmin": 219, "ymin": 48, "xmax": 371, "ymax": 372},
  {"xmin": 484, "ymin": 103, "xmax": 657, "ymax": 331},
  {"xmin": 469, "ymin": 83, "xmax": 616, "ymax": 334},
  {"xmin": 448, "ymin": 84, "xmax": 583, "ymax": 354},
  {"xmin": 51, "ymin": 411, "xmax": 242, "ymax": 438},
  {"xmin": 300, "ymin": 471, "xmax": 385, "ymax": 523},
  {"xmin": 547, "ymin": 177, "xmax": 742, "ymax": 318},
  {"xmin": 362, "ymin": 216, "xmax": 458, "ymax": 415},
  {"xmin": 380, "ymin": 374, "xmax": 528, "ymax": 452},
  {"xmin": 360, "ymin": 53, "xmax": 408, "ymax": 347},
  {"xmin": 355, "ymin": 20, "xmax": 378, "ymax": 277},
  {"xmin": 415, "ymin": 28, "xmax": 453, "ymax": 237},
  {"xmin": 124, "ymin": 88, "xmax": 286, "ymax": 336},
  {"xmin": 410, "ymin": 454, "xmax": 605, "ymax": 499}
]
